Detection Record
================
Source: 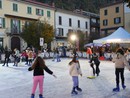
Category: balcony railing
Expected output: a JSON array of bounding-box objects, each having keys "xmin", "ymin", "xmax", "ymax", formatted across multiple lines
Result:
[
  {"xmin": 5, "ymin": 28, "xmax": 21, "ymax": 35},
  {"xmin": 90, "ymin": 22, "xmax": 100, "ymax": 27}
]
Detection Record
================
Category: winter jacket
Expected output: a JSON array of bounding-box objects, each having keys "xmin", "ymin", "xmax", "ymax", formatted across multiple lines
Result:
[
  {"xmin": 28, "ymin": 57, "xmax": 53, "ymax": 76},
  {"xmin": 112, "ymin": 53, "xmax": 129, "ymax": 68},
  {"xmin": 86, "ymin": 48, "xmax": 92, "ymax": 55},
  {"xmin": 69, "ymin": 62, "xmax": 82, "ymax": 76},
  {"xmin": 90, "ymin": 54, "xmax": 100, "ymax": 64}
]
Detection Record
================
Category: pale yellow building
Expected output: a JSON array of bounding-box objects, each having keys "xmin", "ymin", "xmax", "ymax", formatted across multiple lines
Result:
[
  {"xmin": 100, "ymin": 1, "xmax": 124, "ymax": 37},
  {"xmin": 0, "ymin": 0, "xmax": 55, "ymax": 51},
  {"xmin": 124, "ymin": 3, "xmax": 130, "ymax": 33}
]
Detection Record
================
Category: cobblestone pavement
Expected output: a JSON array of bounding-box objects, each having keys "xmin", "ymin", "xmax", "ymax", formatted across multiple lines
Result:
[{"xmin": 0, "ymin": 58, "xmax": 130, "ymax": 98}]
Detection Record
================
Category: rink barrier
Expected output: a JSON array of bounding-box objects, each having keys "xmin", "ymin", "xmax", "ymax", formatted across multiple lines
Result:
[{"xmin": 1, "ymin": 52, "xmax": 128, "ymax": 62}]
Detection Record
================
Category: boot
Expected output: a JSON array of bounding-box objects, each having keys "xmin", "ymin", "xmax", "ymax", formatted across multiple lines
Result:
[
  {"xmin": 71, "ymin": 87, "xmax": 78, "ymax": 95},
  {"xmin": 39, "ymin": 94, "xmax": 43, "ymax": 98},
  {"xmin": 76, "ymin": 86, "xmax": 82, "ymax": 92},
  {"xmin": 31, "ymin": 94, "xmax": 34, "ymax": 98},
  {"xmin": 122, "ymin": 84, "xmax": 126, "ymax": 89},
  {"xmin": 113, "ymin": 86, "xmax": 120, "ymax": 92}
]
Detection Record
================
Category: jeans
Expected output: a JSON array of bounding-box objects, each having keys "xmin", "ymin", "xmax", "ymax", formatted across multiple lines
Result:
[{"xmin": 72, "ymin": 76, "xmax": 79, "ymax": 87}]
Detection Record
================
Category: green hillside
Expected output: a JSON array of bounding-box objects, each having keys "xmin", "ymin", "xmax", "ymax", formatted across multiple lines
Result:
[{"xmin": 36, "ymin": 0, "xmax": 118, "ymax": 13}]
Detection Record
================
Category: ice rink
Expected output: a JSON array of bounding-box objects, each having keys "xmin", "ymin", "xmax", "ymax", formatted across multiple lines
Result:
[{"xmin": 0, "ymin": 58, "xmax": 130, "ymax": 98}]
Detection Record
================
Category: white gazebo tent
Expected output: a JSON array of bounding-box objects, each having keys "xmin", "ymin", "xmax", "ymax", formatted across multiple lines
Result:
[{"xmin": 93, "ymin": 27, "xmax": 130, "ymax": 43}]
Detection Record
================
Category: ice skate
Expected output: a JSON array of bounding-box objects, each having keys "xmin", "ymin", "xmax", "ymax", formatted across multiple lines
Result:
[
  {"xmin": 39, "ymin": 94, "xmax": 43, "ymax": 98},
  {"xmin": 113, "ymin": 87, "xmax": 120, "ymax": 92},
  {"xmin": 122, "ymin": 85, "xmax": 126, "ymax": 89},
  {"xmin": 31, "ymin": 94, "xmax": 34, "ymax": 98},
  {"xmin": 71, "ymin": 87, "xmax": 78, "ymax": 95},
  {"xmin": 76, "ymin": 86, "xmax": 82, "ymax": 92},
  {"xmin": 71, "ymin": 90, "xmax": 78, "ymax": 95}
]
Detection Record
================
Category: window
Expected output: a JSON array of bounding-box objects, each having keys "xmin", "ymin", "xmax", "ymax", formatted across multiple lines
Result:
[
  {"xmin": 114, "ymin": 17, "xmax": 121, "ymax": 24},
  {"xmin": 0, "ymin": 18, "xmax": 2, "ymax": 28},
  {"xmin": 36, "ymin": 8, "xmax": 44, "ymax": 16},
  {"xmin": 47, "ymin": 11, "xmax": 51, "ymax": 17},
  {"xmin": 0, "ymin": 18, "xmax": 5, "ymax": 28},
  {"xmin": 91, "ymin": 18, "xmax": 96, "ymax": 23},
  {"xmin": 85, "ymin": 22, "xmax": 88, "ymax": 29},
  {"xmin": 0, "ymin": 0, "xmax": 2, "ymax": 9},
  {"xmin": 68, "ymin": 29, "xmax": 73, "ymax": 33},
  {"xmin": 115, "ymin": 7, "xmax": 119, "ymax": 13},
  {"xmin": 78, "ymin": 20, "xmax": 80, "ymax": 28},
  {"xmin": 25, "ymin": 21, "xmax": 30, "ymax": 26},
  {"xmin": 69, "ymin": 18, "xmax": 72, "ymax": 27},
  {"xmin": 11, "ymin": 19, "xmax": 21, "ymax": 33},
  {"xmin": 86, "ymin": 31, "xmax": 88, "ymax": 38},
  {"xmin": 58, "ymin": 28, "xmax": 64, "ymax": 36},
  {"xmin": 103, "ymin": 19, "xmax": 108, "ymax": 26},
  {"xmin": 91, "ymin": 27, "xmax": 96, "ymax": 32},
  {"xmin": 59, "ymin": 16, "xmax": 62, "ymax": 25},
  {"xmin": 0, "ymin": 38, "xmax": 3, "ymax": 49},
  {"xmin": 13, "ymin": 3, "xmax": 18, "ymax": 12},
  {"xmin": 104, "ymin": 9, "xmax": 107, "ymax": 15},
  {"xmin": 27, "ymin": 7, "xmax": 32, "ymax": 14}
]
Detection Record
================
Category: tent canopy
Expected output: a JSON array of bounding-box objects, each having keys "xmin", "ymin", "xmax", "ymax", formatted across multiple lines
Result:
[
  {"xmin": 93, "ymin": 27, "xmax": 130, "ymax": 43},
  {"xmin": 84, "ymin": 43, "xmax": 110, "ymax": 48},
  {"xmin": 84, "ymin": 43, "xmax": 103, "ymax": 47}
]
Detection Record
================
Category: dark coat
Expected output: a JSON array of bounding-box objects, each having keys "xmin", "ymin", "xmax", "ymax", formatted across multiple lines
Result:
[
  {"xmin": 5, "ymin": 50, "xmax": 12, "ymax": 58},
  {"xmin": 90, "ymin": 53, "xmax": 100, "ymax": 64}
]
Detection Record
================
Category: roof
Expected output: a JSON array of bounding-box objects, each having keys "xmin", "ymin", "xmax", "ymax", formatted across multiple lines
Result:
[{"xmin": 93, "ymin": 27, "xmax": 130, "ymax": 43}]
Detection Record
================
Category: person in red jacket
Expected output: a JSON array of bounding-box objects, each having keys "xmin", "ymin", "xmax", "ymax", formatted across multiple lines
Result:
[
  {"xmin": 86, "ymin": 47, "xmax": 92, "ymax": 59},
  {"xmin": 28, "ymin": 56, "xmax": 56, "ymax": 98}
]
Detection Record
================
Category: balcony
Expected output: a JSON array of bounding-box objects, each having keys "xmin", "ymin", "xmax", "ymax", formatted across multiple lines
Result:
[
  {"xmin": 90, "ymin": 21, "xmax": 100, "ymax": 27},
  {"xmin": 55, "ymin": 33, "xmax": 67, "ymax": 40},
  {"xmin": 5, "ymin": 27, "xmax": 21, "ymax": 36}
]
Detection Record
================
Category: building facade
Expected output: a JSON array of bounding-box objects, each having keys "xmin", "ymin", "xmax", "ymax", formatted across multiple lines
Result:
[
  {"xmin": 100, "ymin": 1, "xmax": 124, "ymax": 37},
  {"xmin": 0, "ymin": 0, "xmax": 55, "ymax": 51},
  {"xmin": 54, "ymin": 9, "xmax": 90, "ymax": 50},
  {"xmin": 100, "ymin": 0, "xmax": 130, "ymax": 38},
  {"xmin": 124, "ymin": 3, "xmax": 130, "ymax": 33}
]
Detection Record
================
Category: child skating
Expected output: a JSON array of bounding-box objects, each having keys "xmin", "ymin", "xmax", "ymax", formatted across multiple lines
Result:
[
  {"xmin": 112, "ymin": 49, "xmax": 129, "ymax": 92},
  {"xmin": 90, "ymin": 52, "xmax": 100, "ymax": 76},
  {"xmin": 87, "ymin": 62, "xmax": 96, "ymax": 79},
  {"xmin": 28, "ymin": 56, "xmax": 56, "ymax": 98},
  {"xmin": 69, "ymin": 56, "xmax": 82, "ymax": 95}
]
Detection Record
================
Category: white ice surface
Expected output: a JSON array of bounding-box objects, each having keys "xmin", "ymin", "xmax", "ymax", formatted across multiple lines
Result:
[{"xmin": 0, "ymin": 58, "xmax": 130, "ymax": 98}]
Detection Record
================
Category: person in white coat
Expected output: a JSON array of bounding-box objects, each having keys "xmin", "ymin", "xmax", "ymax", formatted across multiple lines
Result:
[{"xmin": 69, "ymin": 56, "xmax": 82, "ymax": 95}]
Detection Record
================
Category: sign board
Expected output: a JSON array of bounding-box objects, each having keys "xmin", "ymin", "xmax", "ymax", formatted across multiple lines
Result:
[
  {"xmin": 40, "ymin": 38, "xmax": 44, "ymax": 46},
  {"xmin": 44, "ymin": 43, "xmax": 47, "ymax": 49}
]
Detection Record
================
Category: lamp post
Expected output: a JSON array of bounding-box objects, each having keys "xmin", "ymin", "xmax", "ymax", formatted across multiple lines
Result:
[{"xmin": 71, "ymin": 34, "xmax": 77, "ymax": 56}]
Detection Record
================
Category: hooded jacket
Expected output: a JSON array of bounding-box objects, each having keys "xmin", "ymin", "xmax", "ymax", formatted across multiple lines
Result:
[
  {"xmin": 69, "ymin": 62, "xmax": 82, "ymax": 76},
  {"xmin": 112, "ymin": 53, "xmax": 129, "ymax": 68}
]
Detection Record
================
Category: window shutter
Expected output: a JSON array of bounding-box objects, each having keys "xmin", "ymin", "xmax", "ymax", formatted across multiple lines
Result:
[
  {"xmin": 36, "ymin": 9, "xmax": 38, "ymax": 15},
  {"xmin": 41, "ymin": 10, "xmax": 44, "ymax": 16},
  {"xmin": 18, "ymin": 20, "xmax": 21, "ymax": 33},
  {"xmin": 11, "ymin": 19, "xmax": 13, "ymax": 29},
  {"xmin": 2, "ymin": 18, "xmax": 5, "ymax": 28},
  {"xmin": 0, "ymin": 0, "xmax": 2, "ymax": 8}
]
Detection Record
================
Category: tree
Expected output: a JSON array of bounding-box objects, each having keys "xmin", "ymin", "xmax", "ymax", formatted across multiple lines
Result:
[{"xmin": 21, "ymin": 20, "xmax": 54, "ymax": 49}]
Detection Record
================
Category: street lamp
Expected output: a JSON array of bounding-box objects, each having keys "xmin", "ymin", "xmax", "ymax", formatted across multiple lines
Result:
[
  {"xmin": 71, "ymin": 34, "xmax": 77, "ymax": 56},
  {"xmin": 71, "ymin": 34, "xmax": 77, "ymax": 42}
]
